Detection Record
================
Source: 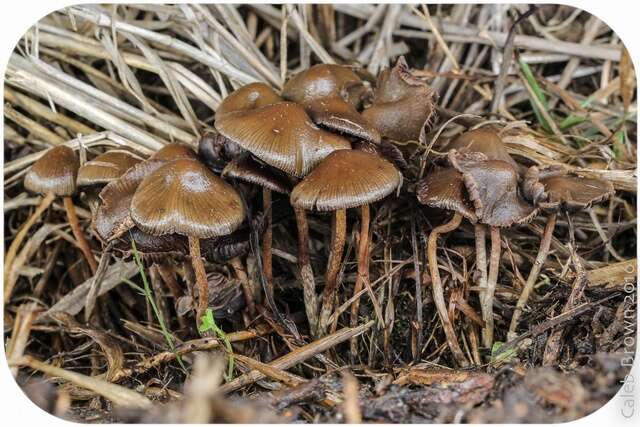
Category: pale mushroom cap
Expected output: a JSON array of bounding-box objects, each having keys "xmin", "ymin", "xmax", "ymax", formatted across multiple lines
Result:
[
  {"xmin": 447, "ymin": 128, "xmax": 519, "ymax": 170},
  {"xmin": 131, "ymin": 158, "xmax": 245, "ymax": 238},
  {"xmin": 282, "ymin": 64, "xmax": 365, "ymax": 106},
  {"xmin": 290, "ymin": 149, "xmax": 402, "ymax": 211},
  {"xmin": 216, "ymin": 82, "xmax": 282, "ymax": 117},
  {"xmin": 24, "ymin": 145, "xmax": 79, "ymax": 196},
  {"xmin": 77, "ymin": 150, "xmax": 143, "ymax": 187},
  {"xmin": 362, "ymin": 57, "xmax": 435, "ymax": 142},
  {"xmin": 305, "ymin": 97, "xmax": 381, "ymax": 143},
  {"xmin": 215, "ymin": 102, "xmax": 351, "ymax": 177},
  {"xmin": 452, "ymin": 155, "xmax": 536, "ymax": 227},
  {"xmin": 222, "ymin": 153, "xmax": 291, "ymax": 194},
  {"xmin": 417, "ymin": 167, "xmax": 477, "ymax": 221}
]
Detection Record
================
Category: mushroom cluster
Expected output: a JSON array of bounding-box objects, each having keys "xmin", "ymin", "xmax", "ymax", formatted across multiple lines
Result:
[{"xmin": 14, "ymin": 56, "xmax": 617, "ymax": 366}]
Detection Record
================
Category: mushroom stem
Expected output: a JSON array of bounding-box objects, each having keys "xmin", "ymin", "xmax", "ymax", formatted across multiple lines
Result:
[
  {"xmin": 230, "ymin": 256, "xmax": 256, "ymax": 316},
  {"xmin": 3, "ymin": 192, "xmax": 55, "ymax": 303},
  {"xmin": 508, "ymin": 213, "xmax": 557, "ymax": 339},
  {"xmin": 262, "ymin": 188, "xmax": 274, "ymax": 302},
  {"xmin": 318, "ymin": 208, "xmax": 347, "ymax": 334},
  {"xmin": 474, "ymin": 224, "xmax": 488, "ymax": 339},
  {"xmin": 482, "ymin": 226, "xmax": 501, "ymax": 348},
  {"xmin": 294, "ymin": 206, "xmax": 319, "ymax": 336},
  {"xmin": 350, "ymin": 204, "xmax": 370, "ymax": 356},
  {"xmin": 63, "ymin": 196, "xmax": 98, "ymax": 274},
  {"xmin": 188, "ymin": 235, "xmax": 208, "ymax": 329},
  {"xmin": 427, "ymin": 212, "xmax": 468, "ymax": 367}
]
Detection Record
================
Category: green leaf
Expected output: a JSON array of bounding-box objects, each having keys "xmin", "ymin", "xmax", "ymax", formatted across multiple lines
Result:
[
  {"xmin": 490, "ymin": 341, "xmax": 517, "ymax": 364},
  {"xmin": 519, "ymin": 59, "xmax": 552, "ymax": 133},
  {"xmin": 199, "ymin": 308, "xmax": 234, "ymax": 381}
]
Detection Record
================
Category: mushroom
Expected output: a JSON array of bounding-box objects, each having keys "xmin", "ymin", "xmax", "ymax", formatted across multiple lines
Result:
[
  {"xmin": 362, "ymin": 56, "xmax": 436, "ymax": 142},
  {"xmin": 417, "ymin": 166, "xmax": 477, "ymax": 366},
  {"xmin": 446, "ymin": 128, "xmax": 522, "ymax": 174},
  {"xmin": 216, "ymin": 82, "xmax": 282, "ymax": 117},
  {"xmin": 77, "ymin": 149, "xmax": 143, "ymax": 215},
  {"xmin": 449, "ymin": 151, "xmax": 537, "ymax": 348},
  {"xmin": 291, "ymin": 149, "xmax": 402, "ymax": 335},
  {"xmin": 130, "ymin": 158, "xmax": 245, "ymax": 327},
  {"xmin": 20, "ymin": 146, "xmax": 97, "ymax": 273},
  {"xmin": 508, "ymin": 165, "xmax": 614, "ymax": 339},
  {"xmin": 282, "ymin": 64, "xmax": 379, "ymax": 143},
  {"xmin": 197, "ymin": 130, "xmax": 244, "ymax": 171},
  {"xmin": 216, "ymin": 100, "xmax": 351, "ymax": 334}
]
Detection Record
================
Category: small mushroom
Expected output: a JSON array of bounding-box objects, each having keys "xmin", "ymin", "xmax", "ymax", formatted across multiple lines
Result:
[
  {"xmin": 508, "ymin": 165, "xmax": 614, "ymax": 339},
  {"xmin": 449, "ymin": 151, "xmax": 537, "ymax": 348},
  {"xmin": 352, "ymin": 139, "xmax": 408, "ymax": 171},
  {"xmin": 362, "ymin": 56, "xmax": 436, "ymax": 142},
  {"xmin": 198, "ymin": 130, "xmax": 244, "ymax": 171},
  {"xmin": 291, "ymin": 149, "xmax": 402, "ymax": 335},
  {"xmin": 20, "ymin": 146, "xmax": 97, "ymax": 273},
  {"xmin": 130, "ymin": 158, "xmax": 245, "ymax": 328},
  {"xmin": 446, "ymin": 128, "xmax": 521, "ymax": 173},
  {"xmin": 282, "ymin": 63, "xmax": 367, "ymax": 107},
  {"xmin": 282, "ymin": 64, "xmax": 379, "ymax": 143},
  {"xmin": 216, "ymin": 82, "xmax": 282, "ymax": 117},
  {"xmin": 416, "ymin": 166, "xmax": 477, "ymax": 367},
  {"xmin": 77, "ymin": 149, "xmax": 143, "ymax": 215}
]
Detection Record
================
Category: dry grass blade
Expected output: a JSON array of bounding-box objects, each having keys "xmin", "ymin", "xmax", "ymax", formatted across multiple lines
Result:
[{"xmin": 15, "ymin": 355, "xmax": 153, "ymax": 409}]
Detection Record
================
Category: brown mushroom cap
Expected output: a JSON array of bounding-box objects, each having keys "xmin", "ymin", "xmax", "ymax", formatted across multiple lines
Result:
[
  {"xmin": 131, "ymin": 158, "xmax": 245, "ymax": 238},
  {"xmin": 216, "ymin": 82, "xmax": 283, "ymax": 117},
  {"xmin": 451, "ymin": 153, "xmax": 536, "ymax": 227},
  {"xmin": 352, "ymin": 139, "xmax": 407, "ymax": 170},
  {"xmin": 77, "ymin": 149, "xmax": 143, "ymax": 187},
  {"xmin": 222, "ymin": 153, "xmax": 291, "ymax": 194},
  {"xmin": 94, "ymin": 159, "xmax": 166, "ymax": 242},
  {"xmin": 290, "ymin": 149, "xmax": 401, "ymax": 211},
  {"xmin": 362, "ymin": 56, "xmax": 436, "ymax": 142},
  {"xmin": 149, "ymin": 143, "xmax": 197, "ymax": 162},
  {"xmin": 447, "ymin": 128, "xmax": 519, "ymax": 171},
  {"xmin": 282, "ymin": 64, "xmax": 367, "ymax": 107},
  {"xmin": 215, "ymin": 102, "xmax": 351, "ymax": 177},
  {"xmin": 305, "ymin": 97, "xmax": 381, "ymax": 143},
  {"xmin": 523, "ymin": 164, "xmax": 614, "ymax": 212},
  {"xmin": 24, "ymin": 146, "xmax": 80, "ymax": 196},
  {"xmin": 417, "ymin": 167, "xmax": 477, "ymax": 221}
]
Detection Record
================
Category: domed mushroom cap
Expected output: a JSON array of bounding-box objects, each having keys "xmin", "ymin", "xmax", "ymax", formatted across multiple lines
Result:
[
  {"xmin": 215, "ymin": 102, "xmax": 351, "ymax": 177},
  {"xmin": 24, "ymin": 145, "xmax": 80, "ymax": 196},
  {"xmin": 451, "ymin": 154, "xmax": 536, "ymax": 227},
  {"xmin": 94, "ymin": 159, "xmax": 166, "ymax": 242},
  {"xmin": 305, "ymin": 97, "xmax": 381, "ymax": 143},
  {"xmin": 149, "ymin": 143, "xmax": 197, "ymax": 162},
  {"xmin": 77, "ymin": 150, "xmax": 143, "ymax": 187},
  {"xmin": 290, "ymin": 149, "xmax": 402, "ymax": 211},
  {"xmin": 131, "ymin": 159, "xmax": 245, "ymax": 238},
  {"xmin": 362, "ymin": 57, "xmax": 436, "ymax": 142},
  {"xmin": 523, "ymin": 165, "xmax": 614, "ymax": 212},
  {"xmin": 417, "ymin": 167, "xmax": 477, "ymax": 221},
  {"xmin": 282, "ymin": 64, "xmax": 366, "ymax": 107},
  {"xmin": 447, "ymin": 128, "xmax": 519, "ymax": 170},
  {"xmin": 222, "ymin": 153, "xmax": 291, "ymax": 194},
  {"xmin": 216, "ymin": 82, "xmax": 282, "ymax": 117}
]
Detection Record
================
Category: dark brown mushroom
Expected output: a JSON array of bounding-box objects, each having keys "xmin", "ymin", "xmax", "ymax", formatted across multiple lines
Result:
[
  {"xmin": 449, "ymin": 150, "xmax": 537, "ymax": 348},
  {"xmin": 291, "ymin": 149, "xmax": 402, "ymax": 335},
  {"xmin": 131, "ymin": 158, "xmax": 245, "ymax": 327},
  {"xmin": 17, "ymin": 146, "xmax": 97, "ymax": 274},
  {"xmin": 362, "ymin": 56, "xmax": 436, "ymax": 142},
  {"xmin": 222, "ymin": 153, "xmax": 291, "ymax": 195},
  {"xmin": 352, "ymin": 139, "xmax": 407, "ymax": 170},
  {"xmin": 508, "ymin": 165, "xmax": 614, "ymax": 338},
  {"xmin": 77, "ymin": 149, "xmax": 143, "ymax": 187},
  {"xmin": 416, "ymin": 166, "xmax": 476, "ymax": 367},
  {"xmin": 198, "ymin": 130, "xmax": 244, "ymax": 171}
]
